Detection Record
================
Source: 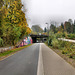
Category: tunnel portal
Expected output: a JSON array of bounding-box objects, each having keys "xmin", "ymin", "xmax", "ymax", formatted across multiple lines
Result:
[{"xmin": 30, "ymin": 34, "xmax": 48, "ymax": 43}]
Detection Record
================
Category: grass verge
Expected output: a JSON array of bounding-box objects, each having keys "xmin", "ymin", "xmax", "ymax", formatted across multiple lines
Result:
[
  {"xmin": 0, "ymin": 44, "xmax": 32, "ymax": 60},
  {"xmin": 45, "ymin": 43, "xmax": 75, "ymax": 68}
]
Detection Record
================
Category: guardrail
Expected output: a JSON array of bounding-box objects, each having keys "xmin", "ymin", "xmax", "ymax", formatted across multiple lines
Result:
[{"xmin": 58, "ymin": 38, "xmax": 75, "ymax": 43}]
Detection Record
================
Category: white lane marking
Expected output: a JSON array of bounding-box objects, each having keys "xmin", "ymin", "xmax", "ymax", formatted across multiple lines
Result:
[{"xmin": 37, "ymin": 43, "xmax": 44, "ymax": 75}]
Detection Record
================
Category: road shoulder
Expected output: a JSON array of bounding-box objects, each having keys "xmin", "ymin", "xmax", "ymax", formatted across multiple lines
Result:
[{"xmin": 42, "ymin": 43, "xmax": 75, "ymax": 75}]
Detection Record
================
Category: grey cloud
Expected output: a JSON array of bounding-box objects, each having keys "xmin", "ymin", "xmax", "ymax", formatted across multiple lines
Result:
[{"xmin": 22, "ymin": 0, "xmax": 75, "ymax": 28}]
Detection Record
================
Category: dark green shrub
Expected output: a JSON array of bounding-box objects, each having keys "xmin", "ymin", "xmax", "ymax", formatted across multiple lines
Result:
[{"xmin": 48, "ymin": 39, "xmax": 52, "ymax": 46}]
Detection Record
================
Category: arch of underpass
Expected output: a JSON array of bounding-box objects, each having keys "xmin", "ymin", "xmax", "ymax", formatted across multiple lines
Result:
[{"xmin": 30, "ymin": 34, "xmax": 48, "ymax": 43}]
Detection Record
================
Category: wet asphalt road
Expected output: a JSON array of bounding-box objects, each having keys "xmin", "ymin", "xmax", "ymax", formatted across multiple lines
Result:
[
  {"xmin": 0, "ymin": 43, "xmax": 40, "ymax": 75},
  {"xmin": 1, "ymin": 43, "xmax": 75, "ymax": 75}
]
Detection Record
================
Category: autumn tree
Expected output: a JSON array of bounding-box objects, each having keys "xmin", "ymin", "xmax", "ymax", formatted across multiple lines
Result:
[{"xmin": 0, "ymin": 0, "xmax": 31, "ymax": 46}]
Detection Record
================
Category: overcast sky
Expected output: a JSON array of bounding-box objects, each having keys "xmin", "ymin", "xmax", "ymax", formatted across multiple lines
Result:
[{"xmin": 22, "ymin": 0, "xmax": 75, "ymax": 29}]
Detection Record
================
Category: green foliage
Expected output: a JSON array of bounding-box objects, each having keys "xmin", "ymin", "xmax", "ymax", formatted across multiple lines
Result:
[
  {"xmin": 55, "ymin": 32, "xmax": 63, "ymax": 38},
  {"xmin": 50, "ymin": 24, "xmax": 57, "ymax": 33},
  {"xmin": 57, "ymin": 40, "xmax": 65, "ymax": 49},
  {"xmin": 62, "ymin": 50, "xmax": 69, "ymax": 54},
  {"xmin": 49, "ymin": 31, "xmax": 56, "ymax": 38},
  {"xmin": 64, "ymin": 22, "xmax": 71, "ymax": 33},
  {"xmin": 0, "ymin": 0, "xmax": 31, "ymax": 46},
  {"xmin": 0, "ymin": 44, "xmax": 32, "ymax": 57},
  {"xmin": 10, "ymin": 26, "xmax": 21, "ymax": 45},
  {"xmin": 58, "ymin": 40, "xmax": 74, "ymax": 51},
  {"xmin": 46, "ymin": 31, "xmax": 75, "ymax": 59},
  {"xmin": 47, "ymin": 31, "xmax": 55, "ymax": 46},
  {"xmin": 61, "ymin": 23, "xmax": 64, "ymax": 29},
  {"xmin": 0, "ymin": 0, "xmax": 4, "ymax": 9},
  {"xmin": 67, "ymin": 34, "xmax": 75, "ymax": 40},
  {"xmin": 69, "ymin": 52, "xmax": 75, "ymax": 59},
  {"xmin": 51, "ymin": 38, "xmax": 59, "ymax": 48},
  {"xmin": 62, "ymin": 32, "xmax": 68, "ymax": 38},
  {"xmin": 46, "ymin": 19, "xmax": 75, "ymax": 59},
  {"xmin": 0, "ymin": 37, "xmax": 3, "ymax": 46},
  {"xmin": 73, "ymin": 24, "xmax": 75, "ymax": 33},
  {"xmin": 49, "ymin": 19, "xmax": 75, "ymax": 36}
]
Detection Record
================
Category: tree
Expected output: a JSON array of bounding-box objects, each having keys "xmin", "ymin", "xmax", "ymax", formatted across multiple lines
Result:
[
  {"xmin": 0, "ymin": 0, "xmax": 4, "ymax": 9},
  {"xmin": 0, "ymin": 0, "xmax": 4, "ymax": 37},
  {"xmin": 68, "ymin": 19, "xmax": 73, "ymax": 25},
  {"xmin": 58, "ymin": 23, "xmax": 64, "ymax": 32},
  {"xmin": 61, "ymin": 23, "xmax": 64, "ymax": 29},
  {"xmin": 50, "ymin": 24, "xmax": 57, "ymax": 33},
  {"xmin": 71, "ymin": 24, "xmax": 74, "ymax": 33},
  {"xmin": 73, "ymin": 20, "xmax": 75, "ymax": 33},
  {"xmin": 0, "ymin": 0, "xmax": 31, "ymax": 46},
  {"xmin": 64, "ymin": 22, "xmax": 71, "ymax": 33}
]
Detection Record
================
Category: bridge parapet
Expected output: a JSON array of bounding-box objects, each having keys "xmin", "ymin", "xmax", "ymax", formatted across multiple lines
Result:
[
  {"xmin": 30, "ymin": 34, "xmax": 49, "ymax": 38},
  {"xmin": 30, "ymin": 34, "xmax": 48, "ymax": 43}
]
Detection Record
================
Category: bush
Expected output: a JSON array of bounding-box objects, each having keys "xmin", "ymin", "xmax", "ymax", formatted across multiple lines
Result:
[
  {"xmin": 55, "ymin": 32, "xmax": 63, "ymax": 38},
  {"xmin": 51, "ymin": 38, "xmax": 59, "ymax": 48},
  {"xmin": 62, "ymin": 50, "xmax": 69, "ymax": 54},
  {"xmin": 63, "ymin": 32, "xmax": 68, "ymax": 38},
  {"xmin": 58, "ymin": 40, "xmax": 73, "ymax": 50},
  {"xmin": 48, "ymin": 39, "xmax": 52, "ymax": 46},
  {"xmin": 71, "ymin": 43, "xmax": 75, "ymax": 49},
  {"xmin": 47, "ymin": 31, "xmax": 56, "ymax": 46},
  {"xmin": 69, "ymin": 52, "xmax": 75, "ymax": 59},
  {"xmin": 58, "ymin": 40, "xmax": 65, "ymax": 48},
  {"xmin": 58, "ymin": 41, "xmax": 68, "ymax": 49},
  {"xmin": 46, "ymin": 31, "xmax": 75, "ymax": 59},
  {"xmin": 67, "ymin": 34, "xmax": 75, "ymax": 40},
  {"xmin": 0, "ymin": 37, "xmax": 3, "ymax": 47}
]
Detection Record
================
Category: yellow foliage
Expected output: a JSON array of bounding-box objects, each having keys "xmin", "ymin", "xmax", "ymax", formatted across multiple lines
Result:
[{"xmin": 26, "ymin": 27, "xmax": 31, "ymax": 34}]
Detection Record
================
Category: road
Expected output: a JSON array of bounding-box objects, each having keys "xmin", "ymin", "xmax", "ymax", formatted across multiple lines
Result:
[
  {"xmin": 0, "ymin": 43, "xmax": 75, "ymax": 75},
  {"xmin": 41, "ymin": 43, "xmax": 75, "ymax": 75},
  {"xmin": 0, "ymin": 43, "xmax": 39, "ymax": 75}
]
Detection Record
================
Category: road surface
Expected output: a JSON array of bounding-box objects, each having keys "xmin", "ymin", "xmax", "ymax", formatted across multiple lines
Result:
[
  {"xmin": 0, "ymin": 43, "xmax": 75, "ymax": 75},
  {"xmin": 0, "ymin": 43, "xmax": 39, "ymax": 75},
  {"xmin": 41, "ymin": 43, "xmax": 75, "ymax": 75}
]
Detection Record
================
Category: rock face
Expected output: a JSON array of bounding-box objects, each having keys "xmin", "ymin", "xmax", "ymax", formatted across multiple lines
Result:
[{"xmin": 31, "ymin": 25, "xmax": 43, "ymax": 33}]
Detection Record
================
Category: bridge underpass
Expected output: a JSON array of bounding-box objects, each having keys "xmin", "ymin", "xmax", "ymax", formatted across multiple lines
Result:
[{"xmin": 30, "ymin": 34, "xmax": 48, "ymax": 43}]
